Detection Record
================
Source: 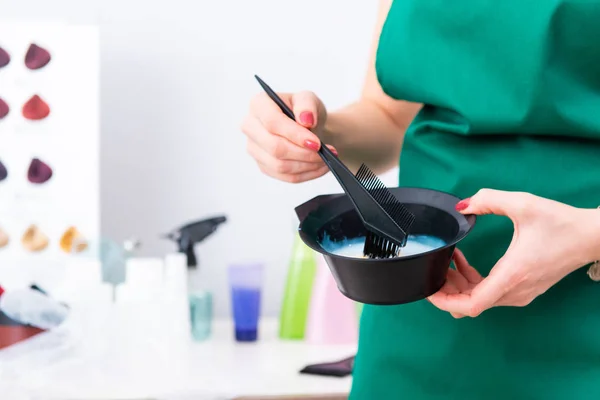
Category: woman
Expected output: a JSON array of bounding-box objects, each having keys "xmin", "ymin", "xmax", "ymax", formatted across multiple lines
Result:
[{"xmin": 242, "ymin": 0, "xmax": 600, "ymax": 398}]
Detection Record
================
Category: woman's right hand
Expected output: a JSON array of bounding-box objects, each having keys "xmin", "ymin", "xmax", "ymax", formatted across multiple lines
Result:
[{"xmin": 241, "ymin": 91, "xmax": 337, "ymax": 184}]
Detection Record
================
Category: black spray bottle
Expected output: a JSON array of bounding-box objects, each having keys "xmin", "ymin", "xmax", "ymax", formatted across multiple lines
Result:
[
  {"xmin": 162, "ymin": 216, "xmax": 226, "ymax": 342},
  {"xmin": 162, "ymin": 215, "xmax": 227, "ymax": 269}
]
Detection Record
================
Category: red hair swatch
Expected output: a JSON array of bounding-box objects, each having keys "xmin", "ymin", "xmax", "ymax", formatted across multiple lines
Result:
[
  {"xmin": 0, "ymin": 47, "xmax": 9, "ymax": 68},
  {"xmin": 27, "ymin": 158, "xmax": 53, "ymax": 184},
  {"xmin": 22, "ymin": 95, "xmax": 50, "ymax": 120},
  {"xmin": 0, "ymin": 98, "xmax": 8, "ymax": 119},
  {"xmin": 24, "ymin": 44, "xmax": 51, "ymax": 70}
]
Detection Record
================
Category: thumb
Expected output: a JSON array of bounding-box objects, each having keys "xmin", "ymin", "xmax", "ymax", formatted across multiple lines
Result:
[
  {"xmin": 429, "ymin": 256, "xmax": 515, "ymax": 317},
  {"xmin": 463, "ymin": 256, "xmax": 514, "ymax": 316},
  {"xmin": 291, "ymin": 91, "xmax": 323, "ymax": 130},
  {"xmin": 455, "ymin": 189, "xmax": 529, "ymax": 218}
]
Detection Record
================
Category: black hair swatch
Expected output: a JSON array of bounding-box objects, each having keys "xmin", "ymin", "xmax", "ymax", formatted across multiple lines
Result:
[{"xmin": 0, "ymin": 160, "xmax": 7, "ymax": 181}]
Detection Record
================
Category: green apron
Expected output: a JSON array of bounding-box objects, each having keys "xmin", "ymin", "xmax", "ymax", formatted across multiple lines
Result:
[{"xmin": 351, "ymin": 1, "xmax": 600, "ymax": 399}]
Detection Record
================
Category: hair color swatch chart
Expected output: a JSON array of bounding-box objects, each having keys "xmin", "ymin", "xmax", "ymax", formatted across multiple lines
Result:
[{"xmin": 0, "ymin": 23, "xmax": 100, "ymax": 288}]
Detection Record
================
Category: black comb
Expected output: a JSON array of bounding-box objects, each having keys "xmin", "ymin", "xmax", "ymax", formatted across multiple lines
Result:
[
  {"xmin": 254, "ymin": 75, "xmax": 415, "ymax": 258},
  {"xmin": 356, "ymin": 164, "xmax": 415, "ymax": 258}
]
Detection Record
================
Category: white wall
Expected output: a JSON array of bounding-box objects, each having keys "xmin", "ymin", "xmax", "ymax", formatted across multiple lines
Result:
[{"xmin": 1, "ymin": 0, "xmax": 399, "ymax": 317}]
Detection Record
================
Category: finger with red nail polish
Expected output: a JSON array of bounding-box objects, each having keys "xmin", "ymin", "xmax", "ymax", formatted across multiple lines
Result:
[
  {"xmin": 243, "ymin": 89, "xmax": 330, "ymax": 184},
  {"xmin": 455, "ymin": 197, "xmax": 471, "ymax": 211}
]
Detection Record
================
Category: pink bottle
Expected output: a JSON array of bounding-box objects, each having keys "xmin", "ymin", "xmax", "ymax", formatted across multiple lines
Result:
[{"xmin": 305, "ymin": 255, "xmax": 358, "ymax": 345}]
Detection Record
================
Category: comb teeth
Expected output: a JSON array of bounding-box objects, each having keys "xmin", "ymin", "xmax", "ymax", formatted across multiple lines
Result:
[{"xmin": 355, "ymin": 164, "xmax": 415, "ymax": 234}]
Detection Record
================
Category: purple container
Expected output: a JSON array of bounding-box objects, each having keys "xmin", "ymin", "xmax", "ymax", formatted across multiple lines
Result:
[{"xmin": 228, "ymin": 263, "xmax": 264, "ymax": 342}]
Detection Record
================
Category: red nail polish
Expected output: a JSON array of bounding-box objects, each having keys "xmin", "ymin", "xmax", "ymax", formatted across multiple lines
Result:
[
  {"xmin": 304, "ymin": 140, "xmax": 320, "ymax": 151},
  {"xmin": 455, "ymin": 198, "xmax": 471, "ymax": 211},
  {"xmin": 299, "ymin": 111, "xmax": 314, "ymax": 127}
]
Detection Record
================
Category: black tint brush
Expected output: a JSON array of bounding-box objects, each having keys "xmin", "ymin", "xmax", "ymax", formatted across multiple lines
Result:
[{"xmin": 254, "ymin": 75, "xmax": 415, "ymax": 258}]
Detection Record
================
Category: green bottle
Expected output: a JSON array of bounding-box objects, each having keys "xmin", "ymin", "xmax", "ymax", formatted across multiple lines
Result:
[
  {"xmin": 355, "ymin": 302, "xmax": 364, "ymax": 321},
  {"xmin": 279, "ymin": 232, "xmax": 317, "ymax": 340}
]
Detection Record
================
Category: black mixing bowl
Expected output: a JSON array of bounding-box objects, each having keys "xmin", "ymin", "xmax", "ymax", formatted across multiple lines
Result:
[{"xmin": 295, "ymin": 187, "xmax": 476, "ymax": 305}]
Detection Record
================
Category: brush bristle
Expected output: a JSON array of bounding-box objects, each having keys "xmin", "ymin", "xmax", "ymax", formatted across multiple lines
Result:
[{"xmin": 363, "ymin": 231, "xmax": 402, "ymax": 259}]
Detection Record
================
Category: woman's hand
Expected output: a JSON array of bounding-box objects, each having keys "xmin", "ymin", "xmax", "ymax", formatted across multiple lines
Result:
[
  {"xmin": 428, "ymin": 189, "xmax": 600, "ymax": 318},
  {"xmin": 241, "ymin": 91, "xmax": 336, "ymax": 184}
]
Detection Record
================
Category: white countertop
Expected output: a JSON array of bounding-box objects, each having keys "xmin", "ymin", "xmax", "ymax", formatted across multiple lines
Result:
[
  {"xmin": 0, "ymin": 257, "xmax": 356, "ymax": 399},
  {"xmin": 0, "ymin": 315, "xmax": 355, "ymax": 399}
]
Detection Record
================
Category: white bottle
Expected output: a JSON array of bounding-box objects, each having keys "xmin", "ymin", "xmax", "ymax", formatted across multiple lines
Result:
[{"xmin": 0, "ymin": 286, "xmax": 69, "ymax": 330}]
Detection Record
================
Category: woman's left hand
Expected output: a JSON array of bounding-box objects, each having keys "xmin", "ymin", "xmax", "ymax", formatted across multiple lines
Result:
[{"xmin": 428, "ymin": 189, "xmax": 600, "ymax": 318}]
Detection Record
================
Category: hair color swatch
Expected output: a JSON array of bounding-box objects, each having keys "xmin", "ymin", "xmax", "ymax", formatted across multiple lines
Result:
[
  {"xmin": 22, "ymin": 95, "xmax": 50, "ymax": 120},
  {"xmin": 0, "ymin": 160, "xmax": 7, "ymax": 182},
  {"xmin": 0, "ymin": 26, "xmax": 100, "ymax": 267},
  {"xmin": 21, "ymin": 224, "xmax": 49, "ymax": 252},
  {"xmin": 60, "ymin": 226, "xmax": 87, "ymax": 253},
  {"xmin": 0, "ymin": 47, "xmax": 9, "ymax": 68},
  {"xmin": 27, "ymin": 158, "xmax": 52, "ymax": 184},
  {"xmin": 0, "ymin": 98, "xmax": 9, "ymax": 119},
  {"xmin": 0, "ymin": 228, "xmax": 8, "ymax": 249},
  {"xmin": 24, "ymin": 44, "xmax": 51, "ymax": 70}
]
